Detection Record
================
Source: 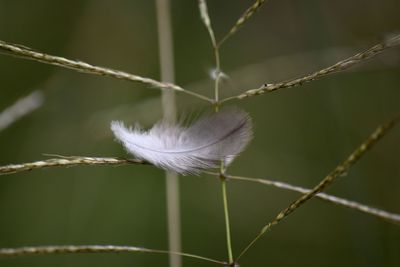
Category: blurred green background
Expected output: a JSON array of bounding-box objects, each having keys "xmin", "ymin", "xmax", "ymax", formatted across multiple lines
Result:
[{"xmin": 1, "ymin": 0, "xmax": 399, "ymax": 266}]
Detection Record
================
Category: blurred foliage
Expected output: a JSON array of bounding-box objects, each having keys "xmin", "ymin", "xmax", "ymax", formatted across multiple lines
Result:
[{"xmin": 0, "ymin": 0, "xmax": 399, "ymax": 266}]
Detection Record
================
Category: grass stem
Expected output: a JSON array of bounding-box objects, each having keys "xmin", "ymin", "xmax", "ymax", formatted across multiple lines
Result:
[
  {"xmin": 235, "ymin": 115, "xmax": 399, "ymax": 262},
  {"xmin": 0, "ymin": 245, "xmax": 226, "ymax": 265},
  {"xmin": 156, "ymin": 1, "xmax": 181, "ymax": 267}
]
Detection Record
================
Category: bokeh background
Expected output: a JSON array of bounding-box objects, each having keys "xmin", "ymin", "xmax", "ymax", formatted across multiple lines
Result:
[{"xmin": 1, "ymin": 0, "xmax": 400, "ymax": 266}]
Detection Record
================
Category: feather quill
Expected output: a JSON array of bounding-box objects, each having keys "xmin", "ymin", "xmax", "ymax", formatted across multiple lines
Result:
[{"xmin": 111, "ymin": 107, "xmax": 253, "ymax": 175}]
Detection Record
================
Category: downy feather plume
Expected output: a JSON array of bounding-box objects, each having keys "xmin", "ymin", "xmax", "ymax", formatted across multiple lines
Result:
[{"xmin": 111, "ymin": 107, "xmax": 253, "ymax": 175}]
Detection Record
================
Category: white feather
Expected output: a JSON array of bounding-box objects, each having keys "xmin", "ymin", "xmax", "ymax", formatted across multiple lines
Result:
[{"xmin": 111, "ymin": 107, "xmax": 253, "ymax": 175}]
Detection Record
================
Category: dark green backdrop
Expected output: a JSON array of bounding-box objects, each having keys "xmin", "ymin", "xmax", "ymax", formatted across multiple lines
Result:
[{"xmin": 1, "ymin": 1, "xmax": 399, "ymax": 266}]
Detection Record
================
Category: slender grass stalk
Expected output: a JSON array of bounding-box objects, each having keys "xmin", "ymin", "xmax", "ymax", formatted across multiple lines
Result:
[
  {"xmin": 219, "ymin": 164, "xmax": 233, "ymax": 264},
  {"xmin": 214, "ymin": 47, "xmax": 221, "ymax": 109},
  {"xmin": 206, "ymin": 172, "xmax": 400, "ymax": 225},
  {"xmin": 198, "ymin": 0, "xmax": 217, "ymax": 48},
  {"xmin": 218, "ymin": 0, "xmax": 268, "ymax": 47},
  {"xmin": 216, "ymin": 34, "xmax": 233, "ymax": 267},
  {"xmin": 235, "ymin": 115, "xmax": 400, "ymax": 262},
  {"xmin": 198, "ymin": 0, "xmax": 220, "ymax": 107},
  {"xmin": 221, "ymin": 174, "xmax": 233, "ymax": 263},
  {"xmin": 0, "ymin": 245, "xmax": 226, "ymax": 265},
  {"xmin": 0, "ymin": 156, "xmax": 147, "ymax": 175},
  {"xmin": 199, "ymin": 1, "xmax": 234, "ymax": 264},
  {"xmin": 0, "ymin": 90, "xmax": 44, "ymax": 132},
  {"xmin": 221, "ymin": 34, "xmax": 400, "ymax": 103},
  {"xmin": 2, "ymin": 156, "xmax": 400, "ymax": 225},
  {"xmin": 0, "ymin": 40, "xmax": 212, "ymax": 103},
  {"xmin": 0, "ymin": 3, "xmax": 398, "ymax": 267},
  {"xmin": 156, "ymin": 1, "xmax": 181, "ymax": 267}
]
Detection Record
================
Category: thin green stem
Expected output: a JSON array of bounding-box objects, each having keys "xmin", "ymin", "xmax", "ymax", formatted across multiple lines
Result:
[
  {"xmin": 221, "ymin": 174, "xmax": 234, "ymax": 264},
  {"xmin": 235, "ymin": 235, "xmax": 261, "ymax": 262},
  {"xmin": 214, "ymin": 35, "xmax": 234, "ymax": 267},
  {"xmin": 214, "ymin": 46, "xmax": 221, "ymax": 110},
  {"xmin": 235, "ymin": 115, "xmax": 399, "ymax": 262},
  {"xmin": 198, "ymin": 1, "xmax": 234, "ymax": 263},
  {"xmin": 218, "ymin": 0, "xmax": 268, "ymax": 47},
  {"xmin": 0, "ymin": 245, "xmax": 226, "ymax": 265}
]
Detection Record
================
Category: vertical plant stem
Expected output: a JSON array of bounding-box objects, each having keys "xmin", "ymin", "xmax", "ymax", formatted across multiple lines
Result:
[
  {"xmin": 215, "ymin": 54, "xmax": 233, "ymax": 263},
  {"xmin": 199, "ymin": 1, "xmax": 233, "ymax": 263},
  {"xmin": 221, "ymin": 170, "xmax": 234, "ymax": 264},
  {"xmin": 165, "ymin": 172, "xmax": 181, "ymax": 267},
  {"xmin": 156, "ymin": 1, "xmax": 181, "ymax": 267},
  {"xmin": 214, "ymin": 39, "xmax": 234, "ymax": 267},
  {"xmin": 214, "ymin": 47, "xmax": 221, "ymax": 109}
]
